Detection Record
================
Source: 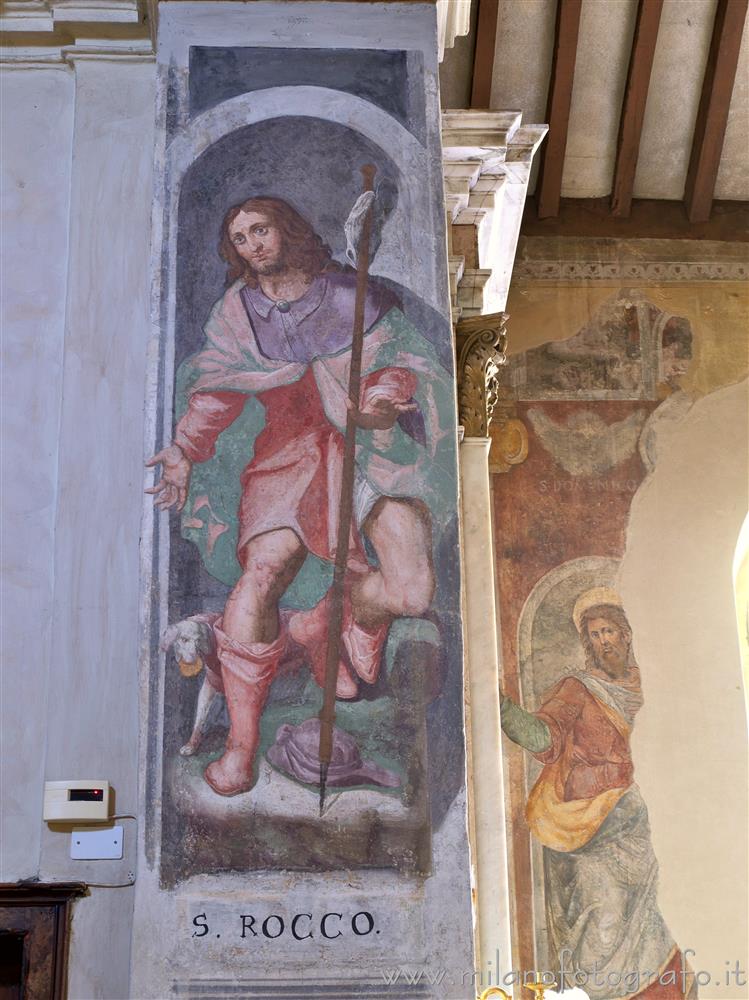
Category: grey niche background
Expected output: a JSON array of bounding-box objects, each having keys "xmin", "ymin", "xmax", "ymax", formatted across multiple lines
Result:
[{"xmin": 187, "ymin": 46, "xmax": 427, "ymax": 143}]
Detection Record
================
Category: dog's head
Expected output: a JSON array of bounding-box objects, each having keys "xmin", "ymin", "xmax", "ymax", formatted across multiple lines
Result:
[{"xmin": 161, "ymin": 618, "xmax": 216, "ymax": 677}]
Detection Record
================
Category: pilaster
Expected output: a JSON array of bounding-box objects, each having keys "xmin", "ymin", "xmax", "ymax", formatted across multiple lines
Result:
[
  {"xmin": 459, "ymin": 434, "xmax": 514, "ymax": 983},
  {"xmin": 451, "ymin": 140, "xmax": 547, "ymax": 970},
  {"xmin": 0, "ymin": 53, "xmax": 75, "ymax": 884},
  {"xmin": 36, "ymin": 41, "xmax": 154, "ymax": 1000}
]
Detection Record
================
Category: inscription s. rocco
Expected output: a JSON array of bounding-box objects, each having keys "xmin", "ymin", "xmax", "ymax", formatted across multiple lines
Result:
[{"xmin": 191, "ymin": 910, "xmax": 378, "ymax": 940}]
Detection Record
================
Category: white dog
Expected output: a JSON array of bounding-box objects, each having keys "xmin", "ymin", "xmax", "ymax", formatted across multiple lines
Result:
[
  {"xmin": 162, "ymin": 611, "xmax": 306, "ymax": 756},
  {"xmin": 161, "ymin": 614, "xmax": 223, "ymax": 756}
]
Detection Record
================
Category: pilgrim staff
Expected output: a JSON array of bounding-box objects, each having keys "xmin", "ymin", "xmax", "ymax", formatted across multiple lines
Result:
[{"xmin": 318, "ymin": 164, "xmax": 378, "ymax": 815}]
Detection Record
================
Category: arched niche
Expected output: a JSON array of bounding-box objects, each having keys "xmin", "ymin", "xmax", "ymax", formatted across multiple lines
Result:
[
  {"xmin": 517, "ymin": 555, "xmax": 622, "ymax": 709},
  {"xmin": 172, "ymin": 116, "xmax": 403, "ymax": 365},
  {"xmin": 515, "ymin": 554, "xmax": 621, "ymax": 971},
  {"xmin": 159, "ymin": 85, "xmax": 440, "ymax": 327}
]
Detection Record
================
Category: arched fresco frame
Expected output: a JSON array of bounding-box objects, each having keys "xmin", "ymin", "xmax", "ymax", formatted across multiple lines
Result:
[{"xmin": 161, "ymin": 86, "xmax": 437, "ymax": 311}]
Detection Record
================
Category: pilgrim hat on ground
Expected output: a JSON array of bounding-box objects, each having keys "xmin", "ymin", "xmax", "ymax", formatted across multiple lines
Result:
[{"xmin": 266, "ymin": 717, "xmax": 401, "ymax": 789}]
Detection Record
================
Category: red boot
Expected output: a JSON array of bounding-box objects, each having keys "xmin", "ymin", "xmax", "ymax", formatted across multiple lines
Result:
[
  {"xmin": 342, "ymin": 616, "xmax": 388, "ymax": 684},
  {"xmin": 288, "ymin": 594, "xmax": 359, "ymax": 699},
  {"xmin": 204, "ymin": 623, "xmax": 286, "ymax": 797}
]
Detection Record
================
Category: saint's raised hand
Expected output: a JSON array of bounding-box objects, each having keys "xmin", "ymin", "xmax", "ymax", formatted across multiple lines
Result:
[{"xmin": 145, "ymin": 444, "xmax": 192, "ymax": 512}]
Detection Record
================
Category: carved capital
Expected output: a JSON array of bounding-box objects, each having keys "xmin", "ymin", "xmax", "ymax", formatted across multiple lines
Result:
[{"xmin": 456, "ymin": 312, "xmax": 508, "ymax": 438}]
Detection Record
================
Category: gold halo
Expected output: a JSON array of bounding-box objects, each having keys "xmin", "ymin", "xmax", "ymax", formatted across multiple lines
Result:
[{"xmin": 572, "ymin": 587, "xmax": 623, "ymax": 633}]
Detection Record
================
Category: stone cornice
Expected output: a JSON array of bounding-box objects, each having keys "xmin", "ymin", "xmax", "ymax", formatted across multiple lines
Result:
[
  {"xmin": 1, "ymin": 36, "xmax": 155, "ymax": 63},
  {"xmin": 441, "ymin": 110, "xmax": 523, "ymax": 160},
  {"xmin": 1, "ymin": 0, "xmax": 142, "ymax": 29},
  {"xmin": 0, "ymin": 43, "xmax": 67, "ymax": 65},
  {"xmin": 61, "ymin": 36, "xmax": 154, "ymax": 61},
  {"xmin": 442, "ymin": 111, "xmax": 548, "ymax": 320},
  {"xmin": 0, "ymin": 0, "xmax": 151, "ymax": 63}
]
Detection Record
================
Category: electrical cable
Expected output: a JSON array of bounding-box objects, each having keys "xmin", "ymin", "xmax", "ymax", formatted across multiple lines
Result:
[{"xmin": 77, "ymin": 814, "xmax": 138, "ymax": 889}]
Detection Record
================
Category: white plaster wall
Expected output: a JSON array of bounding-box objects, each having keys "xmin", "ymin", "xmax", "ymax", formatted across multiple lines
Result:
[
  {"xmin": 1, "ymin": 51, "xmax": 156, "ymax": 999},
  {"xmin": 0, "ymin": 65, "xmax": 74, "ymax": 882},
  {"xmin": 620, "ymin": 380, "xmax": 749, "ymax": 997},
  {"xmin": 37, "ymin": 56, "xmax": 156, "ymax": 1000}
]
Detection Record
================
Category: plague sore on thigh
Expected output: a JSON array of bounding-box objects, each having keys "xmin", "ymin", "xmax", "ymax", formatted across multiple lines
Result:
[{"xmin": 239, "ymin": 528, "xmax": 306, "ymax": 595}]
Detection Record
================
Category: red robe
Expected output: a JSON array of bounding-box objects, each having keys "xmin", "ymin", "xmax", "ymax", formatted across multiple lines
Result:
[
  {"xmin": 175, "ymin": 366, "xmax": 416, "ymax": 568},
  {"xmin": 534, "ymin": 675, "xmax": 634, "ymax": 800},
  {"xmin": 526, "ymin": 675, "xmax": 694, "ymax": 1000}
]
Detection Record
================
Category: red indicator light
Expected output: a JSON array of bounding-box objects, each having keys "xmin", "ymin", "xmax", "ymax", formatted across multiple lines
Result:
[{"xmin": 69, "ymin": 788, "xmax": 104, "ymax": 802}]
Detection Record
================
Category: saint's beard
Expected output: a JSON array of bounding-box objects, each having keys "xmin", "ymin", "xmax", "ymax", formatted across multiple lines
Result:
[
  {"xmin": 249, "ymin": 245, "xmax": 287, "ymax": 277},
  {"xmin": 593, "ymin": 647, "xmax": 629, "ymax": 679},
  {"xmin": 252, "ymin": 256, "xmax": 286, "ymax": 276}
]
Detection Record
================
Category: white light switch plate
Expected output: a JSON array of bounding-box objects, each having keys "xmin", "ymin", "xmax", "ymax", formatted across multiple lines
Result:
[{"xmin": 70, "ymin": 825, "xmax": 124, "ymax": 860}]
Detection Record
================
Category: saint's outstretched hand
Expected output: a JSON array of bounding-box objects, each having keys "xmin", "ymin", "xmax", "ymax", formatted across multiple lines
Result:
[{"xmin": 146, "ymin": 444, "xmax": 193, "ymax": 512}]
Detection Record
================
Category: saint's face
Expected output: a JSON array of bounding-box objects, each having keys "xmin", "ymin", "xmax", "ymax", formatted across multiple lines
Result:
[
  {"xmin": 661, "ymin": 343, "xmax": 690, "ymax": 385},
  {"xmin": 229, "ymin": 210, "xmax": 285, "ymax": 275},
  {"xmin": 586, "ymin": 616, "xmax": 630, "ymax": 679}
]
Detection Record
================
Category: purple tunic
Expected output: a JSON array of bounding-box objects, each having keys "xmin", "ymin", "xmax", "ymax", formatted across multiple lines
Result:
[{"xmin": 239, "ymin": 271, "xmax": 399, "ymax": 363}]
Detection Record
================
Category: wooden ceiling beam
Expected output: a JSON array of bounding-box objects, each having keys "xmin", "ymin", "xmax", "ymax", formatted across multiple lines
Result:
[
  {"xmin": 536, "ymin": 0, "xmax": 583, "ymax": 219},
  {"xmin": 610, "ymin": 0, "xmax": 664, "ymax": 217},
  {"xmin": 684, "ymin": 0, "xmax": 749, "ymax": 223},
  {"xmin": 470, "ymin": 0, "xmax": 500, "ymax": 108}
]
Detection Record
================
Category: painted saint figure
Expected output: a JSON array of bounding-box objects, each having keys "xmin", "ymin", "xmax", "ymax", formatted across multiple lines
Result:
[
  {"xmin": 148, "ymin": 197, "xmax": 448, "ymax": 797},
  {"xmin": 500, "ymin": 589, "xmax": 696, "ymax": 1000}
]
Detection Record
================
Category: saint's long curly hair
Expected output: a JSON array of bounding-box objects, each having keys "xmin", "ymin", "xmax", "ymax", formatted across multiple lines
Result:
[
  {"xmin": 579, "ymin": 604, "xmax": 636, "ymax": 671},
  {"xmin": 218, "ymin": 197, "xmax": 340, "ymax": 288}
]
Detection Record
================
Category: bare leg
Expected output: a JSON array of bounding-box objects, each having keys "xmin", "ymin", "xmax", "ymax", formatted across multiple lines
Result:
[
  {"xmin": 181, "ymin": 678, "xmax": 218, "ymax": 755},
  {"xmin": 204, "ymin": 529, "xmax": 306, "ymax": 795},
  {"xmin": 223, "ymin": 528, "xmax": 306, "ymax": 644},
  {"xmin": 351, "ymin": 498, "xmax": 435, "ymax": 629}
]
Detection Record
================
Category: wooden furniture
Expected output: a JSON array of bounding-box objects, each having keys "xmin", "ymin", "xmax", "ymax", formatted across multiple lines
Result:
[{"xmin": 0, "ymin": 883, "xmax": 87, "ymax": 1000}]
